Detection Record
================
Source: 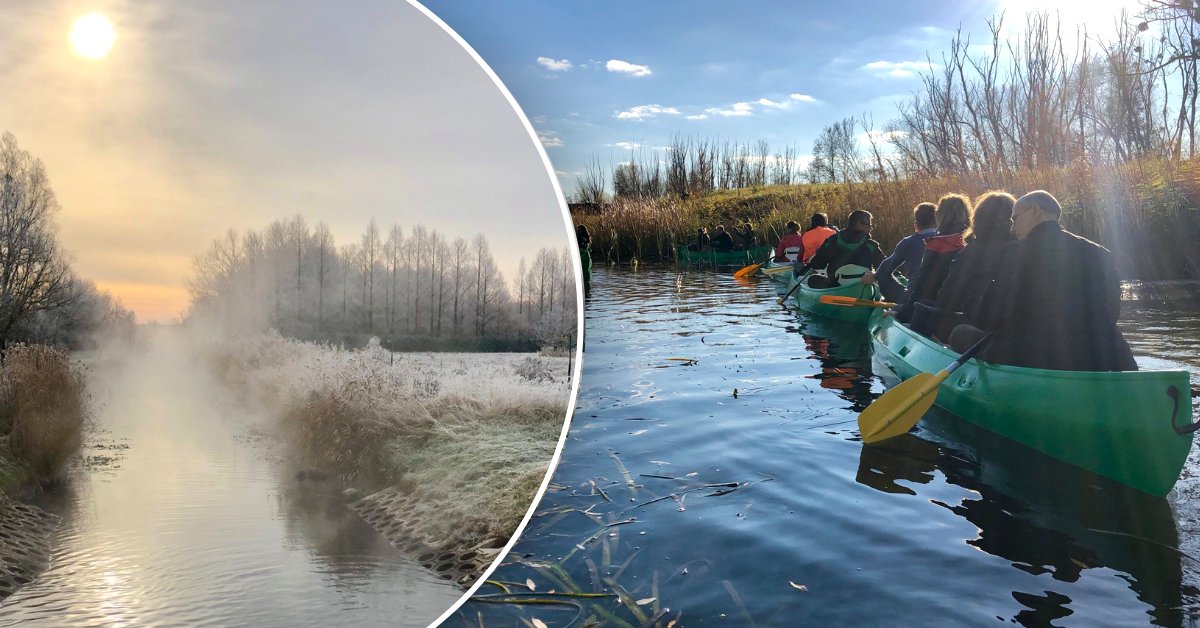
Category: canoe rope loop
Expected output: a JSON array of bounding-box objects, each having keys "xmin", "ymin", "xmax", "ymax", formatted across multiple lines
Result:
[{"xmin": 1168, "ymin": 385, "xmax": 1200, "ymax": 435}]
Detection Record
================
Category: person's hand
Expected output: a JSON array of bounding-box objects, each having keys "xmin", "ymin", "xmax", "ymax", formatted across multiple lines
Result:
[{"xmin": 860, "ymin": 271, "xmax": 876, "ymax": 284}]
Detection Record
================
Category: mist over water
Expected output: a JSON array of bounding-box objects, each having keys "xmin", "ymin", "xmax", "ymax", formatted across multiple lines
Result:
[{"xmin": 0, "ymin": 327, "xmax": 458, "ymax": 626}]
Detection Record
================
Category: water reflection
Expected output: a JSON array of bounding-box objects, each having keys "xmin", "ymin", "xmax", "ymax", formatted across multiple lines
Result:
[
  {"xmin": 466, "ymin": 267, "xmax": 1199, "ymax": 627},
  {"xmin": 0, "ymin": 331, "xmax": 458, "ymax": 626}
]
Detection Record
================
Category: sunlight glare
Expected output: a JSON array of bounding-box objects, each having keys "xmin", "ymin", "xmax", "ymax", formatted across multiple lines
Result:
[
  {"xmin": 70, "ymin": 13, "xmax": 116, "ymax": 60},
  {"xmin": 996, "ymin": 0, "xmax": 1143, "ymax": 40}
]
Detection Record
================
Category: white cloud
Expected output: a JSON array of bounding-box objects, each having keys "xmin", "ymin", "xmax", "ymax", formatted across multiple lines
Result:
[
  {"xmin": 536, "ymin": 56, "xmax": 572, "ymax": 71},
  {"xmin": 606, "ymin": 59, "xmax": 652, "ymax": 77},
  {"xmin": 537, "ymin": 131, "xmax": 563, "ymax": 148},
  {"xmin": 862, "ymin": 60, "xmax": 933, "ymax": 78},
  {"xmin": 615, "ymin": 104, "xmax": 680, "ymax": 120},
  {"xmin": 705, "ymin": 102, "xmax": 754, "ymax": 117},
  {"xmin": 607, "ymin": 141, "xmax": 642, "ymax": 150},
  {"xmin": 790, "ymin": 93, "xmax": 819, "ymax": 103},
  {"xmin": 757, "ymin": 98, "xmax": 791, "ymax": 110},
  {"xmin": 686, "ymin": 114, "xmax": 708, "ymax": 120}
]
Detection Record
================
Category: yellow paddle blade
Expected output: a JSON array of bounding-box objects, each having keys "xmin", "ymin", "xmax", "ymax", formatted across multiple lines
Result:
[
  {"xmin": 733, "ymin": 262, "xmax": 762, "ymax": 278},
  {"xmin": 858, "ymin": 371, "xmax": 948, "ymax": 444},
  {"xmin": 819, "ymin": 295, "xmax": 896, "ymax": 308}
]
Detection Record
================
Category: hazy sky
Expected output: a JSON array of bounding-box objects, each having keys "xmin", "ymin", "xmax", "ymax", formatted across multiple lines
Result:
[
  {"xmin": 423, "ymin": 0, "xmax": 1145, "ymax": 193},
  {"xmin": 0, "ymin": 0, "xmax": 569, "ymax": 323}
]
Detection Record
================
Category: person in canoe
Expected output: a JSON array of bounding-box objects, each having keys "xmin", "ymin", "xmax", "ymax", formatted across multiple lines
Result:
[
  {"xmin": 949, "ymin": 190, "xmax": 1137, "ymax": 371},
  {"xmin": 736, "ymin": 222, "xmax": 758, "ymax": 250},
  {"xmin": 801, "ymin": 213, "xmax": 838, "ymax": 263},
  {"xmin": 576, "ymin": 224, "xmax": 592, "ymax": 298},
  {"xmin": 774, "ymin": 220, "xmax": 804, "ymax": 262},
  {"xmin": 873, "ymin": 202, "xmax": 936, "ymax": 302},
  {"xmin": 688, "ymin": 227, "xmax": 710, "ymax": 251},
  {"xmin": 792, "ymin": 210, "xmax": 884, "ymax": 288},
  {"xmin": 909, "ymin": 191, "xmax": 1016, "ymax": 340},
  {"xmin": 888, "ymin": 193, "xmax": 972, "ymax": 324},
  {"xmin": 711, "ymin": 225, "xmax": 736, "ymax": 252}
]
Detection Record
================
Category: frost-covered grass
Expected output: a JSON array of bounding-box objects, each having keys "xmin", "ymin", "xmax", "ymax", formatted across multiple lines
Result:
[
  {"xmin": 207, "ymin": 332, "xmax": 572, "ymax": 548},
  {"xmin": 0, "ymin": 345, "xmax": 91, "ymax": 489}
]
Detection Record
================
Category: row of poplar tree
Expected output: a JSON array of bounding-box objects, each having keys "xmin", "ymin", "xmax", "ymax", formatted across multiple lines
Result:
[{"xmin": 187, "ymin": 218, "xmax": 578, "ymax": 351}]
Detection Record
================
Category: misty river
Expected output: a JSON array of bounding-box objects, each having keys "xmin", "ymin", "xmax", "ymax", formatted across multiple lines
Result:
[{"xmin": 0, "ymin": 329, "xmax": 459, "ymax": 626}]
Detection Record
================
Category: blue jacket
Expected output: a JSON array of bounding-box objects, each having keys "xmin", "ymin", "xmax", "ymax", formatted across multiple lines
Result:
[
  {"xmin": 876, "ymin": 228, "xmax": 935, "ymax": 301},
  {"xmin": 879, "ymin": 228, "xmax": 936, "ymax": 279}
]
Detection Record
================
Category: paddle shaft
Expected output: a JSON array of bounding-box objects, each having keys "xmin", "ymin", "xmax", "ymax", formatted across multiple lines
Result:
[{"xmin": 860, "ymin": 332, "xmax": 992, "ymax": 441}]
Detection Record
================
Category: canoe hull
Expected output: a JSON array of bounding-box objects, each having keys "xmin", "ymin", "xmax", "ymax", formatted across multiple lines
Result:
[
  {"xmin": 869, "ymin": 314, "xmax": 1194, "ymax": 496},
  {"xmin": 675, "ymin": 245, "xmax": 772, "ymax": 266},
  {"xmin": 790, "ymin": 276, "xmax": 882, "ymax": 323}
]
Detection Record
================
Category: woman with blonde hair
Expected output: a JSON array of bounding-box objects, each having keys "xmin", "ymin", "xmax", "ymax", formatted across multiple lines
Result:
[
  {"xmin": 912, "ymin": 191, "xmax": 1016, "ymax": 339},
  {"xmin": 894, "ymin": 193, "xmax": 973, "ymax": 323}
]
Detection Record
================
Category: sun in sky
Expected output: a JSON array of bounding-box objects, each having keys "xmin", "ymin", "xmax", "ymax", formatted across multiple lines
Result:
[{"xmin": 69, "ymin": 13, "xmax": 115, "ymax": 60}]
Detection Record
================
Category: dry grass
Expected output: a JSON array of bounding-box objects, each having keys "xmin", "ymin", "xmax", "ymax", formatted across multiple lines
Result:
[
  {"xmin": 580, "ymin": 157, "xmax": 1200, "ymax": 279},
  {"xmin": 0, "ymin": 345, "xmax": 90, "ymax": 484}
]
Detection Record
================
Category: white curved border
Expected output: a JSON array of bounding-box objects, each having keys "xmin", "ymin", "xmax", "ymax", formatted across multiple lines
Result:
[{"xmin": 406, "ymin": 2, "xmax": 586, "ymax": 627}]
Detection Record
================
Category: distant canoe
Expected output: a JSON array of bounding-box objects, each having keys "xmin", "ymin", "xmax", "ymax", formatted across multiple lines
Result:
[{"xmin": 675, "ymin": 245, "xmax": 772, "ymax": 266}]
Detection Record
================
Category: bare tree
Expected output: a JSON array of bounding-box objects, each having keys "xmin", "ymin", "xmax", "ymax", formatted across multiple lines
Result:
[{"xmin": 0, "ymin": 133, "xmax": 73, "ymax": 347}]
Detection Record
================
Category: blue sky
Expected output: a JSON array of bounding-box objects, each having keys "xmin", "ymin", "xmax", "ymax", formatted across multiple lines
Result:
[{"xmin": 423, "ymin": 0, "xmax": 1143, "ymax": 195}]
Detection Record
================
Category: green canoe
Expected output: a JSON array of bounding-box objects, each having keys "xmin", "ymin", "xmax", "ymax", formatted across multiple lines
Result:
[
  {"xmin": 869, "ymin": 313, "xmax": 1195, "ymax": 496},
  {"xmin": 788, "ymin": 274, "xmax": 882, "ymax": 323},
  {"xmin": 675, "ymin": 245, "xmax": 772, "ymax": 267},
  {"xmin": 760, "ymin": 259, "xmax": 795, "ymax": 283}
]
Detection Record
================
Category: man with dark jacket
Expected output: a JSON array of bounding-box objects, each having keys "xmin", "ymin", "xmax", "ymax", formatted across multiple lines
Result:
[
  {"xmin": 954, "ymin": 190, "xmax": 1136, "ymax": 371},
  {"xmin": 711, "ymin": 225, "xmax": 735, "ymax": 252},
  {"xmin": 793, "ymin": 210, "xmax": 884, "ymax": 288},
  {"xmin": 875, "ymin": 202, "xmax": 936, "ymax": 302}
]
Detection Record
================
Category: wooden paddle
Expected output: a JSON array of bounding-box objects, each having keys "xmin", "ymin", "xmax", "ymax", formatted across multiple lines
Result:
[
  {"xmin": 761, "ymin": 265, "xmax": 793, "ymax": 276},
  {"xmin": 819, "ymin": 295, "xmax": 896, "ymax": 308},
  {"xmin": 858, "ymin": 333, "xmax": 992, "ymax": 444}
]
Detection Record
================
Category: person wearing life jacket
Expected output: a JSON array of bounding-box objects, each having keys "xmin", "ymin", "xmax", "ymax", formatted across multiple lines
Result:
[
  {"xmin": 912, "ymin": 191, "xmax": 1016, "ymax": 340},
  {"xmin": 874, "ymin": 202, "xmax": 936, "ymax": 302},
  {"xmin": 949, "ymin": 190, "xmax": 1137, "ymax": 372},
  {"xmin": 891, "ymin": 193, "xmax": 972, "ymax": 324},
  {"xmin": 800, "ymin": 213, "xmax": 838, "ymax": 262},
  {"xmin": 774, "ymin": 221, "xmax": 804, "ymax": 261},
  {"xmin": 793, "ymin": 210, "xmax": 884, "ymax": 289}
]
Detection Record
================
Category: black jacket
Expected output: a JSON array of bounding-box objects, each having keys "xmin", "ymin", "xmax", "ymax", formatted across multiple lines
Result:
[
  {"xmin": 936, "ymin": 232, "xmax": 1013, "ymax": 323},
  {"xmin": 712, "ymin": 232, "xmax": 735, "ymax": 251},
  {"xmin": 976, "ymin": 221, "xmax": 1136, "ymax": 371},
  {"xmin": 796, "ymin": 232, "xmax": 884, "ymax": 277}
]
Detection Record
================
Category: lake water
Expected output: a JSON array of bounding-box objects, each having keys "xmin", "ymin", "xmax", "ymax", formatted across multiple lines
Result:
[
  {"xmin": 0, "ymin": 330, "xmax": 460, "ymax": 626},
  {"xmin": 457, "ymin": 267, "xmax": 1200, "ymax": 627}
]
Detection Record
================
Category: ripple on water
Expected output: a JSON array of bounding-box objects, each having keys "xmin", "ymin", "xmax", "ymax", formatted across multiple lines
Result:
[{"xmin": 464, "ymin": 267, "xmax": 1200, "ymax": 626}]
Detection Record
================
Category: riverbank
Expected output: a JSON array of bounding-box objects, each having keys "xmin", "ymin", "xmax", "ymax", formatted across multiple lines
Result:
[
  {"xmin": 0, "ymin": 344, "xmax": 91, "ymax": 603},
  {"xmin": 579, "ymin": 157, "xmax": 1200, "ymax": 280},
  {"xmin": 205, "ymin": 333, "xmax": 571, "ymax": 587}
]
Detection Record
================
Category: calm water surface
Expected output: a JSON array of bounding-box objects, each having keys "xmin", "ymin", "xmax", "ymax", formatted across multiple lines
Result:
[
  {"xmin": 461, "ymin": 267, "xmax": 1200, "ymax": 627},
  {"xmin": 0, "ymin": 331, "xmax": 459, "ymax": 626}
]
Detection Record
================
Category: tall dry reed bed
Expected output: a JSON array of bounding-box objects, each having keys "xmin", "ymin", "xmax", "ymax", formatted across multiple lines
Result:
[
  {"xmin": 208, "ymin": 333, "xmax": 571, "ymax": 550},
  {"xmin": 579, "ymin": 158, "xmax": 1200, "ymax": 279},
  {"xmin": 0, "ymin": 344, "xmax": 91, "ymax": 491}
]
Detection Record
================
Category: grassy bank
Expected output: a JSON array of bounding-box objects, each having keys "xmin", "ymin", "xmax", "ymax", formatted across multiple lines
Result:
[
  {"xmin": 0, "ymin": 345, "xmax": 91, "ymax": 493},
  {"xmin": 580, "ymin": 158, "xmax": 1200, "ymax": 280},
  {"xmin": 207, "ymin": 333, "xmax": 570, "ymax": 557}
]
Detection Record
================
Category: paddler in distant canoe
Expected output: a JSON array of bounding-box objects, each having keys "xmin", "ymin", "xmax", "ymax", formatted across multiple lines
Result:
[{"xmin": 792, "ymin": 210, "xmax": 884, "ymax": 289}]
